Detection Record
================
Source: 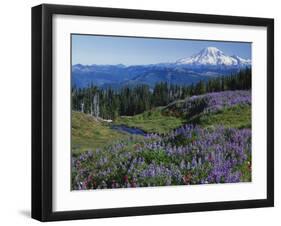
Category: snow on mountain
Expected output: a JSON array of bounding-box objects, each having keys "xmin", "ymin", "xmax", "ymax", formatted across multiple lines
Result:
[
  {"xmin": 231, "ymin": 55, "xmax": 251, "ymax": 65},
  {"xmin": 176, "ymin": 47, "xmax": 251, "ymax": 66}
]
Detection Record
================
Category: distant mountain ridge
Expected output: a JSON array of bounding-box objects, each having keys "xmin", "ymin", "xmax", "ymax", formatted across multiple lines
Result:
[{"xmin": 72, "ymin": 47, "xmax": 251, "ymax": 88}]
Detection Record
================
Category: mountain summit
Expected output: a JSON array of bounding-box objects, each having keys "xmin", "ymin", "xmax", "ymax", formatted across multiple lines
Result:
[{"xmin": 176, "ymin": 47, "xmax": 251, "ymax": 66}]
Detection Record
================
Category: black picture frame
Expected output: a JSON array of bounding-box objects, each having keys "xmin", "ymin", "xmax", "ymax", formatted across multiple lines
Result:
[{"xmin": 32, "ymin": 4, "xmax": 274, "ymax": 222}]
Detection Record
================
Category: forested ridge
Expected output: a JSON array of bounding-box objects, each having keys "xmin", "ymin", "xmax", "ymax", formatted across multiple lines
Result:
[{"xmin": 72, "ymin": 68, "xmax": 251, "ymax": 120}]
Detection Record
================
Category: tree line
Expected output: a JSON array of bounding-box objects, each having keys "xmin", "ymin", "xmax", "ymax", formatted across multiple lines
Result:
[{"xmin": 72, "ymin": 68, "xmax": 251, "ymax": 119}]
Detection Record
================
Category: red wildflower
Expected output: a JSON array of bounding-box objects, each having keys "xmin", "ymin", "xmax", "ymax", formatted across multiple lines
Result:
[
  {"xmin": 183, "ymin": 173, "xmax": 192, "ymax": 184},
  {"xmin": 124, "ymin": 175, "xmax": 129, "ymax": 182}
]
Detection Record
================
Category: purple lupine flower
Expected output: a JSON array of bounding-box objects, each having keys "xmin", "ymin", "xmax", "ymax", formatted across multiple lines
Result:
[{"xmin": 72, "ymin": 113, "xmax": 251, "ymax": 190}]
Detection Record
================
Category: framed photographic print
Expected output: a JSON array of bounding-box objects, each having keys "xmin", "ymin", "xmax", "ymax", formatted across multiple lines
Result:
[{"xmin": 32, "ymin": 4, "xmax": 274, "ymax": 221}]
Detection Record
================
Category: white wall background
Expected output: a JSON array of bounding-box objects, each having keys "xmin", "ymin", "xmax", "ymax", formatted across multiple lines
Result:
[{"xmin": 0, "ymin": 0, "xmax": 279, "ymax": 225}]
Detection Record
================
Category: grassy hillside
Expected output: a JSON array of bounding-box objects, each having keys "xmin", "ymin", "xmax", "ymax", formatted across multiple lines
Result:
[
  {"xmin": 114, "ymin": 98, "xmax": 251, "ymax": 134},
  {"xmin": 114, "ymin": 107, "xmax": 186, "ymax": 134},
  {"xmin": 72, "ymin": 111, "xmax": 128, "ymax": 155},
  {"xmin": 72, "ymin": 90, "xmax": 251, "ymax": 154},
  {"xmin": 163, "ymin": 90, "xmax": 251, "ymax": 129},
  {"xmin": 188, "ymin": 105, "xmax": 251, "ymax": 129}
]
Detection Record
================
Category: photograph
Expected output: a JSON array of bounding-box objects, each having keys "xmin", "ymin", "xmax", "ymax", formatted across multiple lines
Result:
[
  {"xmin": 71, "ymin": 34, "xmax": 252, "ymax": 190},
  {"xmin": 29, "ymin": 2, "xmax": 274, "ymax": 221}
]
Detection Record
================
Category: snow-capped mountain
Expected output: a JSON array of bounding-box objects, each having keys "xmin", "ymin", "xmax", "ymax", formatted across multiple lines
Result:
[
  {"xmin": 72, "ymin": 47, "xmax": 251, "ymax": 88},
  {"xmin": 176, "ymin": 47, "xmax": 251, "ymax": 66}
]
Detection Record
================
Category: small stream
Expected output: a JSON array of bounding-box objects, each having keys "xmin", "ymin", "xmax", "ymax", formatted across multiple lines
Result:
[{"xmin": 111, "ymin": 125, "xmax": 147, "ymax": 136}]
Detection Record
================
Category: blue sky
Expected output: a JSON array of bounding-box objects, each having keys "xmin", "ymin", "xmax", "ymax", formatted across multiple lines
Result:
[{"xmin": 72, "ymin": 34, "xmax": 251, "ymax": 66}]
